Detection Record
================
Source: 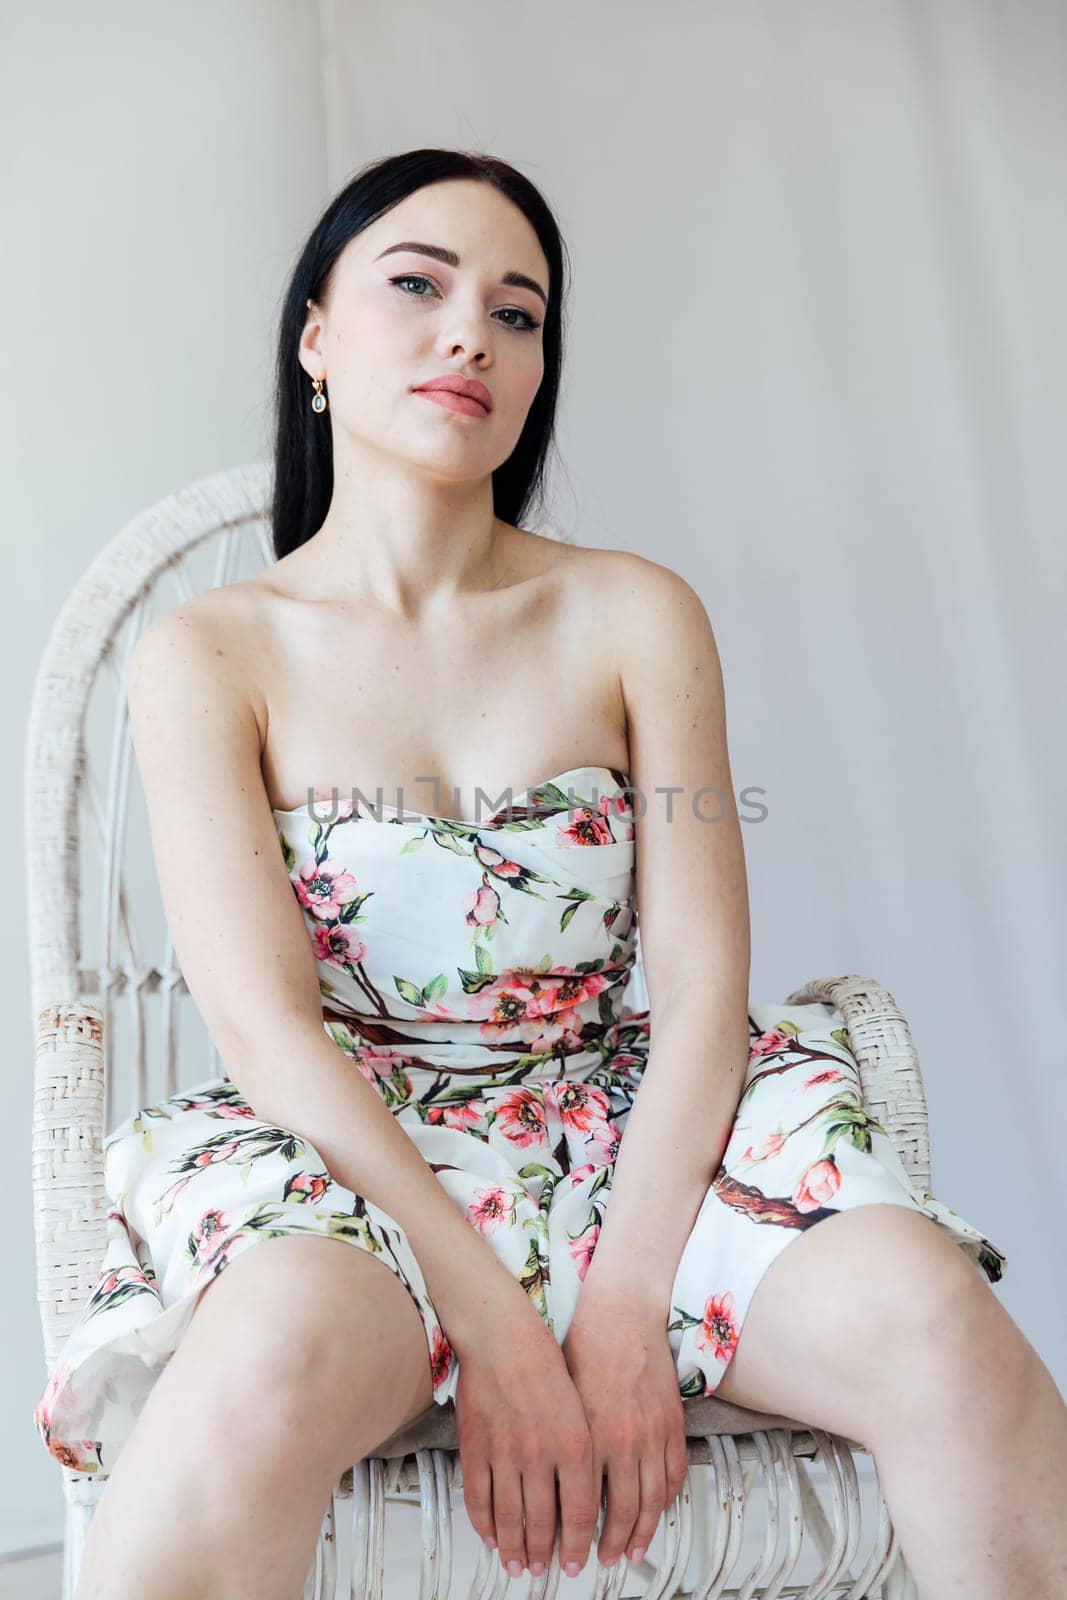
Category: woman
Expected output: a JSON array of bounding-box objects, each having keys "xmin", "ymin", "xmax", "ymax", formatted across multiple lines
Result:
[{"xmin": 34, "ymin": 148, "xmax": 1065, "ymax": 1599}]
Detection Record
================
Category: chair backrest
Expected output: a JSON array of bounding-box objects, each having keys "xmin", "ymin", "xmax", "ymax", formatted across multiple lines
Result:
[
  {"xmin": 26, "ymin": 462, "xmax": 644, "ymax": 1368},
  {"xmin": 28, "ymin": 461, "xmax": 282, "ymax": 1364}
]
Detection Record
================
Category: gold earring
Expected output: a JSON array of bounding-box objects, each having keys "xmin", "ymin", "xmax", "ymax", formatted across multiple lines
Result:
[{"xmin": 311, "ymin": 376, "xmax": 328, "ymax": 415}]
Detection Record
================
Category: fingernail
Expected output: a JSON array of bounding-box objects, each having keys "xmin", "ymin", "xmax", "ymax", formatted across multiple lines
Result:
[
  {"xmin": 507, "ymin": 1559, "xmax": 523, "ymax": 1577},
  {"xmin": 485, "ymin": 1537, "xmax": 497, "ymax": 1550},
  {"xmin": 530, "ymin": 1561, "xmax": 545, "ymax": 1575},
  {"xmin": 630, "ymin": 1545, "xmax": 646, "ymax": 1563},
  {"xmin": 564, "ymin": 1560, "xmax": 581, "ymax": 1577}
]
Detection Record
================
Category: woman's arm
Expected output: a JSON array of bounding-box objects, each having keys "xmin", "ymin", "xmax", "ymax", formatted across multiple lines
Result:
[
  {"xmin": 577, "ymin": 554, "xmax": 752, "ymax": 1311},
  {"xmin": 126, "ymin": 596, "xmax": 530, "ymax": 1356},
  {"xmin": 561, "ymin": 554, "xmax": 752, "ymax": 1568}
]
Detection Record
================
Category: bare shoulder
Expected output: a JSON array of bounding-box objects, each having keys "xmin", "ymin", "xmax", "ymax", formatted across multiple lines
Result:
[
  {"xmin": 562, "ymin": 547, "xmax": 721, "ymax": 702},
  {"xmin": 128, "ymin": 580, "xmax": 268, "ymax": 727},
  {"xmin": 586, "ymin": 546, "xmax": 710, "ymax": 622},
  {"xmin": 126, "ymin": 580, "xmax": 274, "ymax": 820}
]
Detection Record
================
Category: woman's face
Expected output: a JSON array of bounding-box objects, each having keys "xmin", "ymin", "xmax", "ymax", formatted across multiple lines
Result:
[{"xmin": 298, "ymin": 179, "xmax": 549, "ymax": 482}]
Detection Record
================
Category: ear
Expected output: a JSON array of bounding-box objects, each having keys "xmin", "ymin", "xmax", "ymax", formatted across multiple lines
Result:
[{"xmin": 297, "ymin": 299, "xmax": 325, "ymax": 379}]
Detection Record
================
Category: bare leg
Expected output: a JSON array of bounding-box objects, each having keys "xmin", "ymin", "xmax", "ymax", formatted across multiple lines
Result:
[
  {"xmin": 74, "ymin": 1234, "xmax": 436, "ymax": 1600},
  {"xmin": 713, "ymin": 1204, "xmax": 1067, "ymax": 1599}
]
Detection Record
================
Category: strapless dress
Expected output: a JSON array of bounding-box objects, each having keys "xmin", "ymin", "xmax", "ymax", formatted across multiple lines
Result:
[{"xmin": 33, "ymin": 765, "xmax": 1006, "ymax": 1474}]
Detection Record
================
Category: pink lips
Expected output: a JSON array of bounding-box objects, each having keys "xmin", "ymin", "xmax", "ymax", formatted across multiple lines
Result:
[{"xmin": 413, "ymin": 374, "xmax": 493, "ymax": 417}]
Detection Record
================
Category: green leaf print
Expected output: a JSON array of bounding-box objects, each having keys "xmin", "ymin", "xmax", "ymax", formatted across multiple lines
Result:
[
  {"xmin": 667, "ymin": 1306, "xmax": 706, "ymax": 1335},
  {"xmin": 518, "ymin": 1162, "xmax": 561, "ymax": 1212},
  {"xmin": 518, "ymin": 1236, "xmax": 550, "ymax": 1319},
  {"xmin": 457, "ymin": 966, "xmax": 501, "ymax": 995}
]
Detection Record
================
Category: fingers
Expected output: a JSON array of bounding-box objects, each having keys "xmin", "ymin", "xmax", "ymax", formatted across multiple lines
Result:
[
  {"xmin": 626, "ymin": 1453, "xmax": 668, "ymax": 1565},
  {"xmin": 491, "ymin": 1462, "xmax": 528, "ymax": 1577},
  {"xmin": 665, "ymin": 1428, "xmax": 690, "ymax": 1507},
  {"xmin": 556, "ymin": 1438, "xmax": 599, "ymax": 1577},
  {"xmin": 596, "ymin": 1446, "xmax": 677, "ymax": 1567},
  {"xmin": 461, "ymin": 1448, "xmax": 494, "ymax": 1550},
  {"xmin": 520, "ymin": 1465, "xmax": 558, "ymax": 1576},
  {"xmin": 597, "ymin": 1454, "xmax": 640, "ymax": 1567}
]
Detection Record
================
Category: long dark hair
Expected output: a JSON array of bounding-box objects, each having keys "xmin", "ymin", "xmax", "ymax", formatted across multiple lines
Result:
[{"xmin": 270, "ymin": 148, "xmax": 570, "ymax": 560}]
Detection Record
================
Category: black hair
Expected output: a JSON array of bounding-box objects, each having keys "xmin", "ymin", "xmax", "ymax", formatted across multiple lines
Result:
[{"xmin": 270, "ymin": 148, "xmax": 570, "ymax": 560}]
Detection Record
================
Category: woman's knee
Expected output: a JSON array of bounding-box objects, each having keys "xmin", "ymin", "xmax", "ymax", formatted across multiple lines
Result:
[
  {"xmin": 812, "ymin": 1210, "xmax": 1007, "ymax": 1414},
  {"xmin": 179, "ymin": 1234, "xmax": 433, "ymax": 1440},
  {"xmin": 719, "ymin": 1206, "xmax": 992, "ymax": 1415}
]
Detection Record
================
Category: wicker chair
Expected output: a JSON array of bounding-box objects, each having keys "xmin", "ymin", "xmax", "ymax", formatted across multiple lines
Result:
[{"xmin": 27, "ymin": 461, "xmax": 925, "ymax": 1598}]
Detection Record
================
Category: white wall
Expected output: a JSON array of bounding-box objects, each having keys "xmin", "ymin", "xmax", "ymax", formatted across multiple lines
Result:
[{"xmin": 0, "ymin": 0, "xmax": 327, "ymax": 1556}]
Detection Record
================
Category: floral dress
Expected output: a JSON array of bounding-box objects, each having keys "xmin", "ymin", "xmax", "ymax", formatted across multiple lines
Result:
[{"xmin": 33, "ymin": 765, "xmax": 1006, "ymax": 1475}]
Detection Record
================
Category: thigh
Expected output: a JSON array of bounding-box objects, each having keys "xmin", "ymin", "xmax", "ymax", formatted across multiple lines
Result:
[
  {"xmin": 712, "ymin": 1202, "xmax": 995, "ymax": 1440},
  {"xmin": 175, "ymin": 1233, "xmax": 436, "ymax": 1438}
]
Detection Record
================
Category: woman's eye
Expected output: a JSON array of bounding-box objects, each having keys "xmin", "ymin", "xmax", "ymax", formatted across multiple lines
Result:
[
  {"xmin": 391, "ymin": 273, "xmax": 437, "ymax": 298},
  {"xmin": 495, "ymin": 306, "xmax": 542, "ymax": 332},
  {"xmin": 388, "ymin": 274, "xmax": 541, "ymax": 332}
]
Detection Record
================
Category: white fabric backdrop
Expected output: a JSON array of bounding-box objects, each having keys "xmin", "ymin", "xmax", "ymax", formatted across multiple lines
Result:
[{"xmin": 319, "ymin": 0, "xmax": 1066, "ymax": 1387}]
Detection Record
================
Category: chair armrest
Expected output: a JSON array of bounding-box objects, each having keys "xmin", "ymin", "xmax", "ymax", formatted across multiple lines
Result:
[
  {"xmin": 784, "ymin": 974, "xmax": 932, "ymax": 1194},
  {"xmin": 31, "ymin": 1002, "xmax": 108, "ymax": 1372}
]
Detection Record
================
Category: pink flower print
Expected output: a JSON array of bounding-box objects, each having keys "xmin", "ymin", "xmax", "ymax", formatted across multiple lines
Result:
[
  {"xmin": 794, "ymin": 1157, "xmax": 841, "ymax": 1212},
  {"xmin": 467, "ymin": 972, "xmax": 542, "ymax": 1033},
  {"xmin": 285, "ymin": 1173, "xmax": 329, "ymax": 1204},
  {"xmin": 464, "ymin": 883, "xmax": 501, "ymax": 928},
  {"xmin": 587, "ymin": 1118, "xmax": 622, "ymax": 1166},
  {"xmin": 748, "ymin": 1027, "xmax": 795, "ymax": 1064},
  {"xmin": 189, "ymin": 1207, "xmax": 232, "ymax": 1260},
  {"xmin": 468, "ymin": 1184, "xmax": 517, "ymax": 1234},
  {"xmin": 472, "ymin": 841, "xmax": 525, "ymax": 878},
  {"xmin": 525, "ymin": 966, "xmax": 613, "ymax": 1022},
  {"xmin": 570, "ymin": 1223, "xmax": 600, "ymax": 1281},
  {"xmin": 354, "ymin": 1047, "xmax": 405, "ymax": 1079},
  {"xmin": 353, "ymin": 1048, "xmax": 412, "ymax": 1098},
  {"xmin": 804, "ymin": 1068, "xmax": 844, "ymax": 1089},
  {"xmin": 193, "ymin": 1139, "xmax": 240, "ymax": 1169},
  {"xmin": 493, "ymin": 1087, "xmax": 549, "ymax": 1147},
  {"xmin": 294, "ymin": 856, "xmax": 360, "ymax": 919},
  {"xmin": 427, "ymin": 1099, "xmax": 486, "ymax": 1131},
  {"xmin": 567, "ymin": 1161, "xmax": 601, "ymax": 1189},
  {"xmin": 313, "ymin": 922, "xmax": 367, "ymax": 967},
  {"xmin": 607, "ymin": 1046, "xmax": 646, "ymax": 1086},
  {"xmin": 523, "ymin": 1015, "xmax": 587, "ymax": 1054},
  {"xmin": 466, "ymin": 966, "xmax": 599, "ymax": 1047},
  {"xmin": 430, "ymin": 1326, "xmax": 454, "ymax": 1390},
  {"xmin": 550, "ymin": 1082, "xmax": 612, "ymax": 1135},
  {"xmin": 695, "ymin": 1290, "xmax": 741, "ymax": 1367},
  {"xmin": 597, "ymin": 791, "xmax": 636, "ymax": 840},
  {"xmin": 740, "ymin": 1129, "xmax": 788, "ymax": 1163},
  {"xmin": 211, "ymin": 1100, "xmax": 258, "ymax": 1121},
  {"xmin": 556, "ymin": 807, "xmax": 615, "ymax": 847}
]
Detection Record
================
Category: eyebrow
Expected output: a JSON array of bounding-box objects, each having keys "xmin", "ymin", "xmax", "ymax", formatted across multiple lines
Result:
[{"xmin": 373, "ymin": 241, "xmax": 548, "ymax": 309}]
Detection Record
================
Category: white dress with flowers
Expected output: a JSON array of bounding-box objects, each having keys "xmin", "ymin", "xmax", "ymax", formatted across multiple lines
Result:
[{"xmin": 33, "ymin": 765, "xmax": 1006, "ymax": 1475}]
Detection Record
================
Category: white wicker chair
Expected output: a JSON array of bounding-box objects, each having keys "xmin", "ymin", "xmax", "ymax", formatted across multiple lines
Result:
[{"xmin": 27, "ymin": 461, "xmax": 925, "ymax": 1598}]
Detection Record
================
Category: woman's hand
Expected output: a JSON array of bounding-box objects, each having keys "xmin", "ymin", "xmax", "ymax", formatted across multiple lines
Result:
[
  {"xmin": 561, "ymin": 1283, "xmax": 690, "ymax": 1569},
  {"xmin": 454, "ymin": 1288, "xmax": 601, "ymax": 1582}
]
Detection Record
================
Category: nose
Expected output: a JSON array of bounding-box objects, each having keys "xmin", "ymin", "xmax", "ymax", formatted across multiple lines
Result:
[{"xmin": 436, "ymin": 299, "xmax": 492, "ymax": 364}]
